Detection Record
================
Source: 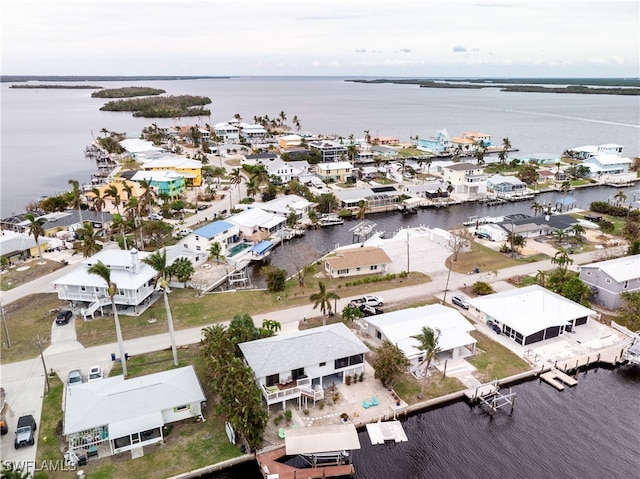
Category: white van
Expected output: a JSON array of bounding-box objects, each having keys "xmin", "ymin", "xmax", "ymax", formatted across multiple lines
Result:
[{"xmin": 175, "ymin": 228, "xmax": 193, "ymax": 238}]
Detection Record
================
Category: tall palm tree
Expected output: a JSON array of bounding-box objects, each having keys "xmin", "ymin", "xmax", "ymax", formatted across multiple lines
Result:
[
  {"xmin": 501, "ymin": 137, "xmax": 511, "ymax": 164},
  {"xmin": 75, "ymin": 222, "xmax": 101, "ymax": 258},
  {"xmin": 87, "ymin": 261, "xmax": 127, "ymax": 377},
  {"xmin": 411, "ymin": 326, "xmax": 441, "ymax": 399},
  {"xmin": 142, "ymin": 249, "xmax": 179, "ymax": 366},
  {"xmin": 90, "ymin": 187, "xmax": 106, "ymax": 231},
  {"xmin": 309, "ymin": 281, "xmax": 340, "ymax": 326},
  {"xmin": 614, "ymin": 189, "xmax": 627, "ymax": 206},
  {"xmin": 208, "ymin": 242, "xmax": 224, "ymax": 264},
  {"xmin": 24, "ymin": 214, "xmax": 46, "ymax": 258},
  {"xmin": 229, "ymin": 168, "xmax": 243, "ymax": 211},
  {"xmin": 356, "ymin": 200, "xmax": 367, "ymax": 220},
  {"xmin": 68, "ymin": 179, "xmax": 84, "ymax": 224},
  {"xmin": 138, "ymin": 179, "xmax": 157, "ymax": 217},
  {"xmin": 530, "ymin": 201, "xmax": 543, "ymax": 216},
  {"xmin": 104, "ymin": 184, "xmax": 122, "ymax": 214}
]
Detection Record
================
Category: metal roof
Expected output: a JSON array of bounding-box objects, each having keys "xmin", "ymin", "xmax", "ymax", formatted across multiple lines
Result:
[{"xmin": 285, "ymin": 424, "xmax": 361, "ymax": 455}]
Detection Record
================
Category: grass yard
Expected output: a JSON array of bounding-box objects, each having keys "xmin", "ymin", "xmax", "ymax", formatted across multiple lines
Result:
[
  {"xmin": 468, "ymin": 331, "xmax": 531, "ymax": 383},
  {"xmin": 449, "ymin": 241, "xmax": 548, "ymax": 275},
  {"xmin": 393, "ymin": 373, "xmax": 465, "ymax": 405},
  {"xmin": 0, "ymin": 259, "xmax": 66, "ymax": 291},
  {"xmin": 1, "ymin": 271, "xmax": 430, "ymax": 364},
  {"xmin": 35, "ymin": 346, "xmax": 243, "ymax": 479}
]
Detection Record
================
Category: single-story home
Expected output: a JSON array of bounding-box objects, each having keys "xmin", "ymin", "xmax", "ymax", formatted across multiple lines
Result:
[
  {"xmin": 226, "ymin": 207, "xmax": 287, "ymax": 237},
  {"xmin": 578, "ymin": 254, "xmax": 640, "ymax": 310},
  {"xmin": 486, "ymin": 174, "xmax": 527, "ymax": 197},
  {"xmin": 239, "ymin": 323, "xmax": 369, "ymax": 410},
  {"xmin": 0, "ymin": 230, "xmax": 63, "ymax": 262},
  {"xmin": 324, "ymin": 246, "xmax": 392, "ymax": 278},
  {"xmin": 63, "ymin": 366, "xmax": 205, "ymax": 457},
  {"xmin": 468, "ymin": 285, "xmax": 597, "ymax": 346},
  {"xmin": 365, "ymin": 304, "xmax": 477, "ymax": 372}
]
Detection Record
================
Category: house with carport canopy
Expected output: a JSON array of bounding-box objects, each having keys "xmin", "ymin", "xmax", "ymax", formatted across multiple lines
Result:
[{"xmin": 468, "ymin": 285, "xmax": 597, "ymax": 346}]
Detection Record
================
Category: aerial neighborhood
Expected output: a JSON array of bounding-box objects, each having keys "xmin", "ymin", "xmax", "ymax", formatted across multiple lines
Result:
[{"xmin": 1, "ymin": 114, "xmax": 639, "ymax": 478}]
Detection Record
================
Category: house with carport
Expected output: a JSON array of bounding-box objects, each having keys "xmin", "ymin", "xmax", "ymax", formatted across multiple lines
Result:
[
  {"xmin": 324, "ymin": 246, "xmax": 392, "ymax": 278},
  {"xmin": 578, "ymin": 254, "xmax": 640, "ymax": 309},
  {"xmin": 239, "ymin": 323, "xmax": 369, "ymax": 410},
  {"xmin": 63, "ymin": 366, "xmax": 205, "ymax": 458},
  {"xmin": 468, "ymin": 285, "xmax": 597, "ymax": 346},
  {"xmin": 365, "ymin": 304, "xmax": 477, "ymax": 373}
]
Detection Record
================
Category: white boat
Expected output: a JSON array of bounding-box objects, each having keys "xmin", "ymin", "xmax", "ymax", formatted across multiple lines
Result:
[{"xmin": 318, "ymin": 213, "xmax": 344, "ymax": 226}]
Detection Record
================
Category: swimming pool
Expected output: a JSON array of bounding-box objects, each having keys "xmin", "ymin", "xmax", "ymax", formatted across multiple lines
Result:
[{"xmin": 227, "ymin": 242, "xmax": 251, "ymax": 257}]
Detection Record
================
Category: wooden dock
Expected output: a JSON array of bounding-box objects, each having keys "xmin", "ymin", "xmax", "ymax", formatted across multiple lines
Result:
[
  {"xmin": 540, "ymin": 369, "xmax": 578, "ymax": 391},
  {"xmin": 256, "ymin": 446, "xmax": 354, "ymax": 479},
  {"xmin": 464, "ymin": 381, "xmax": 498, "ymax": 402}
]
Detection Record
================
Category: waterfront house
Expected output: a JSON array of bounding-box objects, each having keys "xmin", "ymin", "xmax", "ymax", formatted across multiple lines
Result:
[
  {"xmin": 449, "ymin": 136, "xmax": 475, "ymax": 155},
  {"xmin": 520, "ymin": 153, "xmax": 561, "ymax": 166},
  {"xmin": 401, "ymin": 181, "xmax": 449, "ymax": 199},
  {"xmin": 179, "ymin": 220, "xmax": 239, "ymax": 260},
  {"xmin": 578, "ymin": 254, "xmax": 640, "ymax": 310},
  {"xmin": 371, "ymin": 144, "xmax": 398, "ymax": 157},
  {"xmin": 315, "ymin": 161, "xmax": 354, "ymax": 183},
  {"xmin": 486, "ymin": 174, "xmax": 527, "ymax": 197},
  {"xmin": 279, "ymin": 134, "xmax": 303, "ymax": 149},
  {"xmin": 141, "ymin": 156, "xmax": 202, "ymax": 187},
  {"xmin": 324, "ymin": 246, "xmax": 392, "ymax": 278},
  {"xmin": 462, "ymin": 131, "xmax": 492, "ymax": 147},
  {"xmin": 468, "ymin": 285, "xmax": 596, "ymax": 346},
  {"xmin": 309, "ymin": 140, "xmax": 348, "ymax": 162},
  {"xmin": 582, "ymin": 155, "xmax": 632, "ymax": 177},
  {"xmin": 238, "ymin": 122, "xmax": 267, "ymax": 143},
  {"xmin": 239, "ymin": 323, "xmax": 369, "ymax": 410},
  {"xmin": 417, "ymin": 129, "xmax": 452, "ymax": 155},
  {"xmin": 63, "ymin": 366, "xmax": 205, "ymax": 457},
  {"xmin": 569, "ymin": 144, "xmax": 624, "ymax": 160},
  {"xmin": 226, "ymin": 207, "xmax": 287, "ymax": 237},
  {"xmin": 119, "ymin": 139, "xmax": 165, "ymax": 159},
  {"xmin": 255, "ymin": 194, "xmax": 316, "ymax": 222},
  {"xmin": 442, "ymin": 162, "xmax": 487, "ymax": 196},
  {"xmin": 333, "ymin": 186, "xmax": 401, "ymax": 213},
  {"xmin": 365, "ymin": 304, "xmax": 477, "ymax": 372},
  {"xmin": 213, "ymin": 122, "xmax": 240, "ymax": 143},
  {"xmin": 371, "ymin": 136, "xmax": 399, "ymax": 146},
  {"xmin": 131, "ymin": 170, "xmax": 186, "ymax": 198},
  {"xmin": 6, "ymin": 210, "xmax": 113, "ymax": 238},
  {"xmin": 478, "ymin": 214, "xmax": 578, "ymax": 242},
  {"xmin": 52, "ymin": 248, "xmax": 157, "ymax": 316}
]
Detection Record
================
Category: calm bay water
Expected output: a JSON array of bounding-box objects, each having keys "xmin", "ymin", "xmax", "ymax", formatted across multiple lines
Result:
[
  {"xmin": 1, "ymin": 77, "xmax": 639, "ymax": 216},
  {"xmin": 208, "ymin": 366, "xmax": 640, "ymax": 479}
]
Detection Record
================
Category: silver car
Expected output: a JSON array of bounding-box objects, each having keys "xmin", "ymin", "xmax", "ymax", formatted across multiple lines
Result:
[{"xmin": 68, "ymin": 369, "xmax": 83, "ymax": 386}]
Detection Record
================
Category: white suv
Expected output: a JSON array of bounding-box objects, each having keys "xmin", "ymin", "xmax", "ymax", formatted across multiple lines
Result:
[
  {"xmin": 350, "ymin": 295, "xmax": 384, "ymax": 307},
  {"xmin": 88, "ymin": 365, "xmax": 103, "ymax": 381}
]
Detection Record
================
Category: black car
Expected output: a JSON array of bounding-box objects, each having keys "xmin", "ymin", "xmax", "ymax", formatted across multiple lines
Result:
[
  {"xmin": 56, "ymin": 310, "xmax": 73, "ymax": 325},
  {"xmin": 197, "ymin": 204, "xmax": 209, "ymax": 211}
]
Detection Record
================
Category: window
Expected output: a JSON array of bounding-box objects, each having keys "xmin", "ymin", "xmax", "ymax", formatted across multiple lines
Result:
[
  {"xmin": 196, "ymin": 246, "xmax": 201, "ymax": 251},
  {"xmin": 319, "ymin": 362, "xmax": 326, "ymax": 367},
  {"xmin": 624, "ymin": 280, "xmax": 629, "ymax": 289},
  {"xmin": 81, "ymin": 286, "xmax": 86, "ymax": 291},
  {"xmin": 586, "ymin": 271, "xmax": 592, "ymax": 276},
  {"xmin": 605, "ymin": 278, "xmax": 612, "ymax": 284},
  {"xmin": 266, "ymin": 373, "xmax": 279, "ymax": 387},
  {"xmin": 370, "ymin": 265, "xmax": 378, "ymax": 271},
  {"xmin": 174, "ymin": 404, "xmax": 188, "ymax": 412}
]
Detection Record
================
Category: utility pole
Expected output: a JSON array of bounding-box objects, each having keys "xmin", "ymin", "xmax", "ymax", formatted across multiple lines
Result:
[
  {"xmin": 0, "ymin": 300, "xmax": 11, "ymax": 349},
  {"xmin": 406, "ymin": 228, "xmax": 410, "ymax": 273},
  {"xmin": 36, "ymin": 335, "xmax": 50, "ymax": 393}
]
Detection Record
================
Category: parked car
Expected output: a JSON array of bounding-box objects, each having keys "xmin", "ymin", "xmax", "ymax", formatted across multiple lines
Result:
[
  {"xmin": 174, "ymin": 228, "xmax": 193, "ymax": 238},
  {"xmin": 359, "ymin": 304, "xmax": 384, "ymax": 317},
  {"xmin": 350, "ymin": 295, "xmax": 384, "ymax": 307},
  {"xmin": 197, "ymin": 204, "xmax": 209, "ymax": 211},
  {"xmin": 148, "ymin": 213, "xmax": 163, "ymax": 221},
  {"xmin": 68, "ymin": 369, "xmax": 83, "ymax": 386},
  {"xmin": 451, "ymin": 295, "xmax": 471, "ymax": 310},
  {"xmin": 14, "ymin": 415, "xmax": 37, "ymax": 449},
  {"xmin": 55, "ymin": 310, "xmax": 73, "ymax": 325},
  {"xmin": 88, "ymin": 366, "xmax": 103, "ymax": 382}
]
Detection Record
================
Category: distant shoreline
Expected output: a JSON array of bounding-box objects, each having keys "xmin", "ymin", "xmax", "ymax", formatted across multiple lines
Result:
[{"xmin": 1, "ymin": 75, "xmax": 231, "ymax": 83}]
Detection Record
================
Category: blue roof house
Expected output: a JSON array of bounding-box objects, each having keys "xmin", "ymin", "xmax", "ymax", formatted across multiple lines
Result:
[
  {"xmin": 417, "ymin": 129, "xmax": 451, "ymax": 155},
  {"xmin": 179, "ymin": 220, "xmax": 240, "ymax": 261}
]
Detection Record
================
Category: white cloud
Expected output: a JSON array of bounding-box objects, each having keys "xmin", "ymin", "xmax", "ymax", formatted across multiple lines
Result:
[{"xmin": 1, "ymin": 0, "xmax": 638, "ymax": 77}]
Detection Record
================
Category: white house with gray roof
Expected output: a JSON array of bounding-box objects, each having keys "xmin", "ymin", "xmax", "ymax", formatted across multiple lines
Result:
[
  {"xmin": 52, "ymin": 248, "xmax": 158, "ymax": 316},
  {"xmin": 239, "ymin": 323, "xmax": 369, "ymax": 409},
  {"xmin": 579, "ymin": 254, "xmax": 640, "ymax": 309},
  {"xmin": 63, "ymin": 366, "xmax": 205, "ymax": 456}
]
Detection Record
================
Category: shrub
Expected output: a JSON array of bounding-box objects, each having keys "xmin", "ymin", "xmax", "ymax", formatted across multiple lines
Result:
[
  {"xmin": 345, "ymin": 375, "xmax": 351, "ymax": 386},
  {"xmin": 359, "ymin": 372, "xmax": 364, "ymax": 382},
  {"xmin": 472, "ymin": 281, "xmax": 495, "ymax": 296},
  {"xmin": 303, "ymin": 409, "xmax": 310, "ymax": 416},
  {"xmin": 284, "ymin": 409, "xmax": 292, "ymax": 423},
  {"xmin": 273, "ymin": 414, "xmax": 283, "ymax": 426},
  {"xmin": 318, "ymin": 400, "xmax": 325, "ymax": 410}
]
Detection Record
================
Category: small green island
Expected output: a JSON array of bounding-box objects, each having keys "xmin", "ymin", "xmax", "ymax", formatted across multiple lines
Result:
[
  {"xmin": 10, "ymin": 84, "xmax": 103, "ymax": 89},
  {"xmin": 91, "ymin": 86, "xmax": 166, "ymax": 98},
  {"xmin": 99, "ymin": 94, "xmax": 212, "ymax": 118}
]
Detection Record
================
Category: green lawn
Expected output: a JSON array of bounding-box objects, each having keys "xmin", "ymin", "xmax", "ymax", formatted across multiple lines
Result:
[
  {"xmin": 449, "ymin": 242, "xmax": 548, "ymax": 275},
  {"xmin": 468, "ymin": 331, "xmax": 531, "ymax": 383},
  {"xmin": 394, "ymin": 374, "xmax": 465, "ymax": 405},
  {"xmin": 35, "ymin": 347, "xmax": 243, "ymax": 479}
]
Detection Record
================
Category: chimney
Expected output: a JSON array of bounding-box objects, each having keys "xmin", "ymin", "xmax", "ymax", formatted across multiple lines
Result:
[{"xmin": 130, "ymin": 248, "xmax": 140, "ymax": 274}]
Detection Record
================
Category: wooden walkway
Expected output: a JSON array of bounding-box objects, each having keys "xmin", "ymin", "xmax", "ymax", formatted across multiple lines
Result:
[
  {"xmin": 540, "ymin": 369, "xmax": 578, "ymax": 391},
  {"xmin": 256, "ymin": 446, "xmax": 354, "ymax": 479}
]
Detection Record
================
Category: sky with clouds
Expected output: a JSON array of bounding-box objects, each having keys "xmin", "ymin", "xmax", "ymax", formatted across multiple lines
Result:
[{"xmin": 2, "ymin": 0, "xmax": 638, "ymax": 77}]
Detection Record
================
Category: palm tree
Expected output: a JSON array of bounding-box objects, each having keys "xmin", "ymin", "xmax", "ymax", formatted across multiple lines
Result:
[
  {"xmin": 24, "ymin": 214, "xmax": 46, "ymax": 258},
  {"xmin": 411, "ymin": 326, "xmax": 441, "ymax": 399},
  {"xmin": 356, "ymin": 200, "xmax": 367, "ymax": 220},
  {"xmin": 551, "ymin": 248, "xmax": 574, "ymax": 276},
  {"xmin": 75, "ymin": 222, "xmax": 101, "ymax": 258},
  {"xmin": 104, "ymin": 184, "xmax": 122, "ymax": 214},
  {"xmin": 208, "ymin": 242, "xmax": 223, "ymax": 264},
  {"xmin": 138, "ymin": 179, "xmax": 157, "ymax": 217},
  {"xmin": 501, "ymin": 137, "xmax": 511, "ymax": 164},
  {"xmin": 614, "ymin": 189, "xmax": 627, "ymax": 206},
  {"xmin": 229, "ymin": 168, "xmax": 243, "ymax": 211},
  {"xmin": 68, "ymin": 179, "xmax": 84, "ymax": 224},
  {"xmin": 90, "ymin": 187, "xmax": 106, "ymax": 231},
  {"xmin": 87, "ymin": 261, "xmax": 127, "ymax": 377},
  {"xmin": 530, "ymin": 201, "xmax": 543, "ymax": 216},
  {"xmin": 309, "ymin": 281, "xmax": 340, "ymax": 326},
  {"xmin": 142, "ymin": 249, "xmax": 179, "ymax": 366}
]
